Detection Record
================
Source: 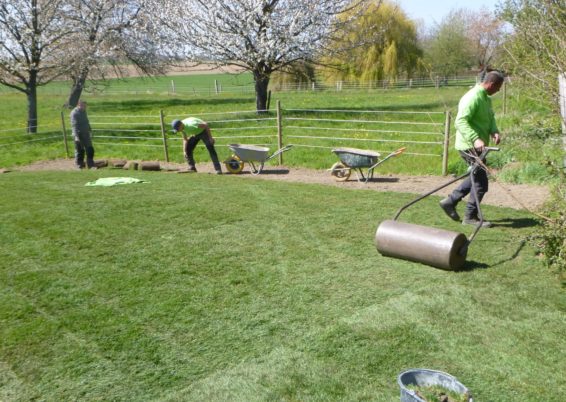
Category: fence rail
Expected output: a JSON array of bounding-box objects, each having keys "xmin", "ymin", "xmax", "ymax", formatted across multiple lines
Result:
[{"xmin": 1, "ymin": 102, "xmax": 453, "ymax": 174}]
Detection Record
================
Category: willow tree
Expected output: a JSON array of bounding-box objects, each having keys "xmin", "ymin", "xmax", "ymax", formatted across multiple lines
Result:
[
  {"xmin": 383, "ymin": 41, "xmax": 398, "ymax": 82},
  {"xmin": 321, "ymin": 0, "xmax": 422, "ymax": 83},
  {"xmin": 146, "ymin": 0, "xmax": 368, "ymax": 111}
]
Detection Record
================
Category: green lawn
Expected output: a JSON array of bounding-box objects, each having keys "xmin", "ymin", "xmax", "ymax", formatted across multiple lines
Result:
[{"xmin": 1, "ymin": 171, "xmax": 564, "ymax": 401}]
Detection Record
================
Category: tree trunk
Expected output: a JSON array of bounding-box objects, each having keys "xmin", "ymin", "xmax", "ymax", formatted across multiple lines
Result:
[
  {"xmin": 254, "ymin": 71, "xmax": 270, "ymax": 113},
  {"xmin": 27, "ymin": 70, "xmax": 38, "ymax": 134},
  {"xmin": 67, "ymin": 68, "xmax": 90, "ymax": 108}
]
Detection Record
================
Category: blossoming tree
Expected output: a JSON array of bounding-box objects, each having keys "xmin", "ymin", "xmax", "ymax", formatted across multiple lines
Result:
[
  {"xmin": 0, "ymin": 0, "xmax": 73, "ymax": 133},
  {"xmin": 147, "ymin": 0, "xmax": 368, "ymax": 111}
]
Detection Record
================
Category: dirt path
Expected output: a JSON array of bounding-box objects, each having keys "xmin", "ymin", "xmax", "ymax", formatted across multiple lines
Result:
[{"xmin": 12, "ymin": 159, "xmax": 550, "ymax": 211}]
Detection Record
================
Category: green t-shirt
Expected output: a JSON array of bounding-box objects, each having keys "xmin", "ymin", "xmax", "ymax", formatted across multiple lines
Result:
[
  {"xmin": 181, "ymin": 117, "xmax": 206, "ymax": 136},
  {"xmin": 454, "ymin": 85, "xmax": 499, "ymax": 151}
]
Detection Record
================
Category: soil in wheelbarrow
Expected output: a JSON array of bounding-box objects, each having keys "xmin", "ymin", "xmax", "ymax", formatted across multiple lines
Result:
[
  {"xmin": 407, "ymin": 384, "xmax": 470, "ymax": 402},
  {"xmin": 14, "ymin": 159, "xmax": 550, "ymax": 211}
]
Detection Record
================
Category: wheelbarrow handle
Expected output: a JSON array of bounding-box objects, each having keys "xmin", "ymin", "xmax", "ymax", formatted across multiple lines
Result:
[
  {"xmin": 392, "ymin": 146, "xmax": 407, "ymax": 156},
  {"xmin": 368, "ymin": 147, "xmax": 407, "ymax": 171},
  {"xmin": 265, "ymin": 144, "xmax": 293, "ymax": 161}
]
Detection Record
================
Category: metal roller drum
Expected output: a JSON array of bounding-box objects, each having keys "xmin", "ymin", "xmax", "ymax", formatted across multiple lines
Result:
[{"xmin": 375, "ymin": 220, "xmax": 468, "ymax": 270}]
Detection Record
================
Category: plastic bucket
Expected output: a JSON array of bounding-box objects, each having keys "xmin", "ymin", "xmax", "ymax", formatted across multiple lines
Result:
[{"xmin": 398, "ymin": 369, "xmax": 472, "ymax": 402}]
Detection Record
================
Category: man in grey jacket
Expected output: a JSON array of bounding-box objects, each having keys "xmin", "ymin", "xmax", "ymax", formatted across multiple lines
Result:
[{"xmin": 70, "ymin": 100, "xmax": 95, "ymax": 169}]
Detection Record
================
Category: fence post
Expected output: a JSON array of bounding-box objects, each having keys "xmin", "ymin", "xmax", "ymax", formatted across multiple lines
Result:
[
  {"xmin": 277, "ymin": 100, "xmax": 283, "ymax": 165},
  {"xmin": 214, "ymin": 80, "xmax": 219, "ymax": 94},
  {"xmin": 171, "ymin": 80, "xmax": 175, "ymax": 95},
  {"xmin": 60, "ymin": 111, "xmax": 69, "ymax": 158},
  {"xmin": 442, "ymin": 110, "xmax": 451, "ymax": 176},
  {"xmin": 159, "ymin": 109, "xmax": 169, "ymax": 162},
  {"xmin": 559, "ymin": 73, "xmax": 566, "ymax": 172},
  {"xmin": 503, "ymin": 80, "xmax": 507, "ymax": 115}
]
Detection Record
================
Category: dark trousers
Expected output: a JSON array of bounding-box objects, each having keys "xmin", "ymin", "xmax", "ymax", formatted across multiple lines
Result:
[
  {"xmin": 185, "ymin": 131, "xmax": 221, "ymax": 171},
  {"xmin": 74, "ymin": 140, "xmax": 95, "ymax": 168},
  {"xmin": 448, "ymin": 150, "xmax": 489, "ymax": 219}
]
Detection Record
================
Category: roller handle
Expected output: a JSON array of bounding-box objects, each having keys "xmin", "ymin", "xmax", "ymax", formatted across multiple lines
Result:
[{"xmin": 392, "ymin": 147, "xmax": 499, "ymax": 221}]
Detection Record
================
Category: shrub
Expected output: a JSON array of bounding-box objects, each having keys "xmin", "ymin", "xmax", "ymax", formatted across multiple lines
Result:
[{"xmin": 529, "ymin": 174, "xmax": 566, "ymax": 284}]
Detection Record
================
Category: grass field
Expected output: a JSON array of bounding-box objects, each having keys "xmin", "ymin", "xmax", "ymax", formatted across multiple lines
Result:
[{"xmin": 1, "ymin": 170, "xmax": 564, "ymax": 401}]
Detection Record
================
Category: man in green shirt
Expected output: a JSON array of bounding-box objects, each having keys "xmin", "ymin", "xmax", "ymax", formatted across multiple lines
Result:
[
  {"xmin": 439, "ymin": 71, "xmax": 504, "ymax": 227},
  {"xmin": 172, "ymin": 117, "xmax": 222, "ymax": 174}
]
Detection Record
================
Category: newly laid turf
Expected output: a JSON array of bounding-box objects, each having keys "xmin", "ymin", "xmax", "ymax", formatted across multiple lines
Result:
[{"xmin": 1, "ymin": 171, "xmax": 564, "ymax": 401}]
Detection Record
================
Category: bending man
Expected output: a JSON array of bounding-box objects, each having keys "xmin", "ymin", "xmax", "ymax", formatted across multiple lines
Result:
[{"xmin": 171, "ymin": 117, "xmax": 222, "ymax": 174}]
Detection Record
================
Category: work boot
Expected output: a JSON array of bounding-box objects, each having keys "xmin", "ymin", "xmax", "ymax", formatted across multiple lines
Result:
[
  {"xmin": 439, "ymin": 197, "xmax": 460, "ymax": 221},
  {"xmin": 462, "ymin": 217, "xmax": 492, "ymax": 228}
]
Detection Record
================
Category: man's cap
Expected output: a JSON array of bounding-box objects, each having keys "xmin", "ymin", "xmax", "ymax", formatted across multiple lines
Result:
[{"xmin": 171, "ymin": 119, "xmax": 182, "ymax": 131}]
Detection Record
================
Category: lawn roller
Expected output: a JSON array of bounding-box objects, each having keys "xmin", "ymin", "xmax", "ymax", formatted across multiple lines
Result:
[
  {"xmin": 375, "ymin": 147, "xmax": 499, "ymax": 270},
  {"xmin": 224, "ymin": 144, "xmax": 293, "ymax": 175}
]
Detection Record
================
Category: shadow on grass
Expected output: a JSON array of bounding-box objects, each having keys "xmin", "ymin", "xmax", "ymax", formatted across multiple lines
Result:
[
  {"xmin": 92, "ymin": 97, "xmax": 256, "ymax": 113},
  {"xmin": 365, "ymin": 177, "xmax": 400, "ymax": 183},
  {"xmin": 459, "ymin": 239, "xmax": 528, "ymax": 271},
  {"xmin": 490, "ymin": 240, "xmax": 527, "ymax": 268},
  {"xmin": 490, "ymin": 217, "xmax": 540, "ymax": 229},
  {"xmin": 231, "ymin": 168, "xmax": 290, "ymax": 175},
  {"xmin": 457, "ymin": 260, "xmax": 489, "ymax": 271}
]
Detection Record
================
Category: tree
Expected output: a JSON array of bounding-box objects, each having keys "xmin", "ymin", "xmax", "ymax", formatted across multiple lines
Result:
[
  {"xmin": 499, "ymin": 0, "xmax": 566, "ymax": 278},
  {"xmin": 421, "ymin": 10, "xmax": 475, "ymax": 77},
  {"xmin": 146, "ymin": 0, "xmax": 368, "ymax": 111},
  {"xmin": 467, "ymin": 7, "xmax": 506, "ymax": 72},
  {"xmin": 0, "ymin": 0, "xmax": 74, "ymax": 133},
  {"xmin": 64, "ymin": 0, "xmax": 163, "ymax": 108},
  {"xmin": 320, "ymin": 0, "xmax": 422, "ymax": 83},
  {"xmin": 421, "ymin": 7, "xmax": 505, "ymax": 78},
  {"xmin": 500, "ymin": 0, "xmax": 566, "ymax": 109},
  {"xmin": 383, "ymin": 41, "xmax": 398, "ymax": 82}
]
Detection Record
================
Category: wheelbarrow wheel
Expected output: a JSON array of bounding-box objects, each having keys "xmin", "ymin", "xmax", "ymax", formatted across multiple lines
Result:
[
  {"xmin": 225, "ymin": 155, "xmax": 244, "ymax": 174},
  {"xmin": 330, "ymin": 162, "xmax": 351, "ymax": 181}
]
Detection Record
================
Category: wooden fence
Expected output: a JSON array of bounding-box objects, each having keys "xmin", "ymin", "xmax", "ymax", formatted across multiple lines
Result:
[
  {"xmin": 65, "ymin": 101, "xmax": 452, "ymax": 174},
  {"xmin": 0, "ymin": 102, "xmax": 453, "ymax": 175}
]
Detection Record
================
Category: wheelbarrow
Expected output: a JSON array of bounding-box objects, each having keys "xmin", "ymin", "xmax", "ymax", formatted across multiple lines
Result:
[
  {"xmin": 224, "ymin": 144, "xmax": 293, "ymax": 175},
  {"xmin": 329, "ymin": 147, "xmax": 406, "ymax": 182},
  {"xmin": 375, "ymin": 147, "xmax": 500, "ymax": 270}
]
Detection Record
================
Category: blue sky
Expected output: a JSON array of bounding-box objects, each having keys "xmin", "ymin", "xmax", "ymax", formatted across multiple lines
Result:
[{"xmin": 395, "ymin": 0, "xmax": 501, "ymax": 25}]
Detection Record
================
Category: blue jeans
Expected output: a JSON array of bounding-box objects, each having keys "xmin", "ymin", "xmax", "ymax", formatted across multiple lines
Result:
[
  {"xmin": 74, "ymin": 140, "xmax": 95, "ymax": 168},
  {"xmin": 447, "ymin": 150, "xmax": 489, "ymax": 219},
  {"xmin": 185, "ymin": 130, "xmax": 221, "ymax": 171}
]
